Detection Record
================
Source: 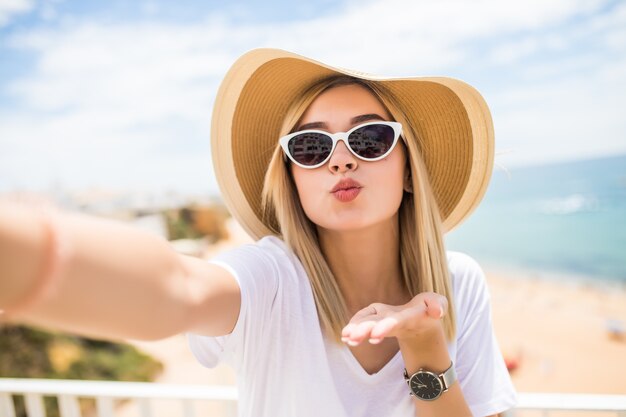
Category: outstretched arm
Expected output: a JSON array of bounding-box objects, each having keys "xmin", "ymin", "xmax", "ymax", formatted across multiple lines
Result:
[{"xmin": 0, "ymin": 201, "xmax": 241, "ymax": 342}]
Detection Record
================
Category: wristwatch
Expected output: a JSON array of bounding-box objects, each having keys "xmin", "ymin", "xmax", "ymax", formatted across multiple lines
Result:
[{"xmin": 403, "ymin": 362, "xmax": 457, "ymax": 401}]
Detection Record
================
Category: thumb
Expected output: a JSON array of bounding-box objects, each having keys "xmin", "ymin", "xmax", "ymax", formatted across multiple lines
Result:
[{"xmin": 424, "ymin": 294, "xmax": 448, "ymax": 319}]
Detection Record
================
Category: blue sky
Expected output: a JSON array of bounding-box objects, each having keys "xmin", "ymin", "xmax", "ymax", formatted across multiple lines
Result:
[{"xmin": 0, "ymin": 0, "xmax": 625, "ymax": 196}]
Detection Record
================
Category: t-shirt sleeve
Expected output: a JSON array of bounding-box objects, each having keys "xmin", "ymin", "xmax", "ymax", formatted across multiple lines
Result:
[
  {"xmin": 451, "ymin": 252, "xmax": 518, "ymax": 417},
  {"xmin": 185, "ymin": 242, "xmax": 280, "ymax": 372}
]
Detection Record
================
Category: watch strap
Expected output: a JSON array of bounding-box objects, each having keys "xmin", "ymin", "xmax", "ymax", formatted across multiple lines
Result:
[{"xmin": 440, "ymin": 362, "xmax": 456, "ymax": 391}]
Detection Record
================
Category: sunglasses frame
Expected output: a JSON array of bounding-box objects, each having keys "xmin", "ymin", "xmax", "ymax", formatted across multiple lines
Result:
[{"xmin": 279, "ymin": 120, "xmax": 403, "ymax": 169}]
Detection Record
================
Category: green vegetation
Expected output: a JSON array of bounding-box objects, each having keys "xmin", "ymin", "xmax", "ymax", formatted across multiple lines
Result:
[
  {"xmin": 164, "ymin": 208, "xmax": 205, "ymax": 240},
  {"xmin": 0, "ymin": 325, "xmax": 163, "ymax": 417},
  {"xmin": 163, "ymin": 204, "xmax": 231, "ymax": 242}
]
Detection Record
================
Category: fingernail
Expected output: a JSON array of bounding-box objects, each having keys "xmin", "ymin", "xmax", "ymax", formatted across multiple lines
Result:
[
  {"xmin": 347, "ymin": 340, "xmax": 359, "ymax": 346},
  {"xmin": 439, "ymin": 309, "xmax": 444, "ymax": 318},
  {"xmin": 369, "ymin": 338, "xmax": 381, "ymax": 344}
]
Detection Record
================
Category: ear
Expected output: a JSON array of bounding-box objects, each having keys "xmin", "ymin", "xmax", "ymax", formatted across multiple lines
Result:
[{"xmin": 403, "ymin": 165, "xmax": 413, "ymax": 194}]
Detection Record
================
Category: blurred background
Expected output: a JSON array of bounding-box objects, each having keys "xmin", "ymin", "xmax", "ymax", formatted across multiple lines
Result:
[{"xmin": 1, "ymin": 0, "xmax": 625, "ymax": 415}]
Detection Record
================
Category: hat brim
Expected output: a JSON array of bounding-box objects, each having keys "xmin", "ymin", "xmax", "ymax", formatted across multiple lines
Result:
[{"xmin": 211, "ymin": 48, "xmax": 494, "ymax": 241}]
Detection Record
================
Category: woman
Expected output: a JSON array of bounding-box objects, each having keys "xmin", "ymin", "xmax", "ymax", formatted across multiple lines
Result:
[{"xmin": 0, "ymin": 49, "xmax": 517, "ymax": 416}]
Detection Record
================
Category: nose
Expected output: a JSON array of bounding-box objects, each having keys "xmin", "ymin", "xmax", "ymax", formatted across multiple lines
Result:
[{"xmin": 328, "ymin": 140, "xmax": 358, "ymax": 173}]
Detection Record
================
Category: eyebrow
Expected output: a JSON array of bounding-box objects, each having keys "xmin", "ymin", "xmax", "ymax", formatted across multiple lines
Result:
[{"xmin": 295, "ymin": 113, "xmax": 386, "ymax": 132}]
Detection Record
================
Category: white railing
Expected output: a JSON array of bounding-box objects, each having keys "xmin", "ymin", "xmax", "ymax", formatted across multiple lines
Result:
[
  {"xmin": 0, "ymin": 378, "xmax": 237, "ymax": 417},
  {"xmin": 512, "ymin": 393, "xmax": 626, "ymax": 417},
  {"xmin": 1, "ymin": 378, "xmax": 626, "ymax": 417}
]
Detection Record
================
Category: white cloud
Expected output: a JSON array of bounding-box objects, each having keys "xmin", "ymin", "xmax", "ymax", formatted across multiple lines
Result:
[
  {"xmin": 0, "ymin": 0, "xmax": 624, "ymax": 194},
  {"xmin": 0, "ymin": 0, "xmax": 34, "ymax": 27},
  {"xmin": 256, "ymin": 0, "xmax": 610, "ymax": 75},
  {"xmin": 490, "ymin": 38, "xmax": 541, "ymax": 66},
  {"xmin": 490, "ymin": 69, "xmax": 626, "ymax": 168}
]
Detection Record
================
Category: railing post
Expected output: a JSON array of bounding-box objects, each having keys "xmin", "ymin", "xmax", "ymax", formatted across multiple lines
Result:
[
  {"xmin": 181, "ymin": 398, "xmax": 195, "ymax": 417},
  {"xmin": 0, "ymin": 393, "xmax": 16, "ymax": 417},
  {"xmin": 24, "ymin": 393, "xmax": 46, "ymax": 417},
  {"xmin": 58, "ymin": 395, "xmax": 81, "ymax": 417},
  {"xmin": 138, "ymin": 397, "xmax": 152, "ymax": 417},
  {"xmin": 96, "ymin": 396, "xmax": 115, "ymax": 417},
  {"xmin": 227, "ymin": 400, "xmax": 238, "ymax": 417}
]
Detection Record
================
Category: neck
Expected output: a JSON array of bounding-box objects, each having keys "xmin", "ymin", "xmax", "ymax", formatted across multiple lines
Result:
[{"xmin": 317, "ymin": 215, "xmax": 410, "ymax": 315}]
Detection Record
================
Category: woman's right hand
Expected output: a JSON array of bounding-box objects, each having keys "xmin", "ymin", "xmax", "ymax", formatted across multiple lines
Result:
[
  {"xmin": 0, "ymin": 194, "xmax": 190, "ymax": 341},
  {"xmin": 0, "ymin": 192, "xmax": 241, "ymax": 342}
]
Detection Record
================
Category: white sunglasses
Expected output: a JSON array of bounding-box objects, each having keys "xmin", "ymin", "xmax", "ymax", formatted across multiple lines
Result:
[{"xmin": 279, "ymin": 121, "xmax": 403, "ymax": 169}]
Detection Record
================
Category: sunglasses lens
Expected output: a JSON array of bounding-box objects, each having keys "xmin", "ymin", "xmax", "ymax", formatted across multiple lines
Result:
[
  {"xmin": 288, "ymin": 132, "xmax": 333, "ymax": 166},
  {"xmin": 348, "ymin": 123, "xmax": 396, "ymax": 159}
]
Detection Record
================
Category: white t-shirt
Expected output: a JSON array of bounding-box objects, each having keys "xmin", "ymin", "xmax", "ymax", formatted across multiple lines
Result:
[{"xmin": 186, "ymin": 235, "xmax": 518, "ymax": 417}]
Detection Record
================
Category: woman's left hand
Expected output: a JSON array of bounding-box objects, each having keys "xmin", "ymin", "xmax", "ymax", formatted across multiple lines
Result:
[{"xmin": 341, "ymin": 292, "xmax": 448, "ymax": 346}]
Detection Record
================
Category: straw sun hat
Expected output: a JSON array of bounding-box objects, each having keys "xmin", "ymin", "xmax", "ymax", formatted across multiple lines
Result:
[{"xmin": 211, "ymin": 48, "xmax": 494, "ymax": 241}]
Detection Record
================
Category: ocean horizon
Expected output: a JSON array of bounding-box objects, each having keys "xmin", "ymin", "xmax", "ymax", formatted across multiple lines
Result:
[{"xmin": 444, "ymin": 153, "xmax": 626, "ymax": 285}]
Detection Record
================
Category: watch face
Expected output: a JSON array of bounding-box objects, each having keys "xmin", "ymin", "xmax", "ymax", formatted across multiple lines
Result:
[{"xmin": 409, "ymin": 371, "xmax": 443, "ymax": 400}]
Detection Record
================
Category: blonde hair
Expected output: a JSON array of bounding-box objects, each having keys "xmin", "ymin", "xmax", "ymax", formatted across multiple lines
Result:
[{"xmin": 261, "ymin": 75, "xmax": 456, "ymax": 344}]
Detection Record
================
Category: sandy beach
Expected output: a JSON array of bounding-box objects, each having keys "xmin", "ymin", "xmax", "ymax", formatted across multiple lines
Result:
[
  {"xmin": 487, "ymin": 267, "xmax": 626, "ymax": 395},
  {"xmin": 121, "ymin": 218, "xmax": 626, "ymax": 414}
]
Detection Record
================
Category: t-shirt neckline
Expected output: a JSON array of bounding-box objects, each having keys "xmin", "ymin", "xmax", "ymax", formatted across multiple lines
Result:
[{"xmin": 335, "ymin": 341, "xmax": 403, "ymax": 383}]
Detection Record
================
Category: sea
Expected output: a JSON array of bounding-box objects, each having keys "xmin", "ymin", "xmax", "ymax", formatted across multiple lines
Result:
[{"xmin": 444, "ymin": 153, "xmax": 626, "ymax": 285}]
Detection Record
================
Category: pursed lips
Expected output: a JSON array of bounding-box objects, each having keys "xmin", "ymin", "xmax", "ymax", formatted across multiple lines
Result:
[{"xmin": 331, "ymin": 178, "xmax": 362, "ymax": 193}]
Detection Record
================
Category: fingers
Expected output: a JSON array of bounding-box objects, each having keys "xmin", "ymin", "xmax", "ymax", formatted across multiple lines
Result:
[
  {"xmin": 343, "ymin": 316, "xmax": 399, "ymax": 345},
  {"xmin": 340, "ymin": 294, "xmax": 449, "ymax": 346},
  {"xmin": 341, "ymin": 320, "xmax": 377, "ymax": 346},
  {"xmin": 369, "ymin": 317, "xmax": 399, "ymax": 343},
  {"xmin": 342, "ymin": 303, "xmax": 390, "ymax": 345}
]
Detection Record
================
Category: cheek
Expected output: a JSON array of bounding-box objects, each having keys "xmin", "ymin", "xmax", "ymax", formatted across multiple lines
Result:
[
  {"xmin": 290, "ymin": 166, "xmax": 324, "ymax": 215},
  {"xmin": 369, "ymin": 164, "xmax": 405, "ymax": 211}
]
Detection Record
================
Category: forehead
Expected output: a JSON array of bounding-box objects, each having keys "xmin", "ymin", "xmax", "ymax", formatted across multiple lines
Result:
[{"xmin": 298, "ymin": 83, "xmax": 391, "ymax": 125}]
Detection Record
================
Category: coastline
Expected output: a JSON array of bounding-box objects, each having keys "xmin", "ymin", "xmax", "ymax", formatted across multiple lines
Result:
[{"xmin": 481, "ymin": 260, "xmax": 626, "ymax": 293}]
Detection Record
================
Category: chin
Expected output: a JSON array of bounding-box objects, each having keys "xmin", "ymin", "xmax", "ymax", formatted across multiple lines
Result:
[
  {"xmin": 315, "ymin": 217, "xmax": 383, "ymax": 233},
  {"xmin": 304, "ymin": 203, "xmax": 399, "ymax": 233}
]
